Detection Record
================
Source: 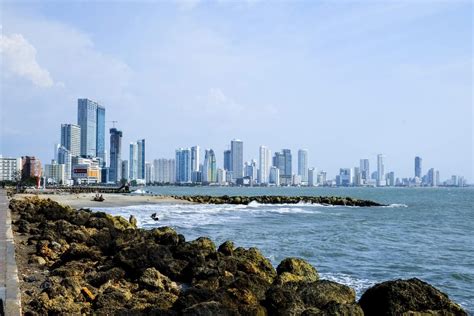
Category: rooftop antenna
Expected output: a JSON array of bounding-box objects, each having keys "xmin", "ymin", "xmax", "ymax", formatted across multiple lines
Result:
[{"xmin": 108, "ymin": 120, "xmax": 118, "ymax": 128}]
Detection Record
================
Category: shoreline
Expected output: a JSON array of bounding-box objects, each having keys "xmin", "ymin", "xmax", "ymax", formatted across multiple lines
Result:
[{"xmin": 8, "ymin": 194, "xmax": 467, "ymax": 315}]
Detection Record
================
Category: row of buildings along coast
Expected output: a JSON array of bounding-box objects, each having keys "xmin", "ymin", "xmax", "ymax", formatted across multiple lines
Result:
[{"xmin": 0, "ymin": 98, "xmax": 468, "ymax": 187}]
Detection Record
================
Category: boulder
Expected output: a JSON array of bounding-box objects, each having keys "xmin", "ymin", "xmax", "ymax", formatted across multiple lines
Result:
[
  {"xmin": 275, "ymin": 257, "xmax": 319, "ymax": 284},
  {"xmin": 359, "ymin": 278, "xmax": 467, "ymax": 316}
]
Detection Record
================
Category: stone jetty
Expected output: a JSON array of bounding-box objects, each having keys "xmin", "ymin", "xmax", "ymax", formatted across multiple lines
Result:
[
  {"xmin": 8, "ymin": 197, "xmax": 466, "ymax": 315},
  {"xmin": 173, "ymin": 195, "xmax": 385, "ymax": 207}
]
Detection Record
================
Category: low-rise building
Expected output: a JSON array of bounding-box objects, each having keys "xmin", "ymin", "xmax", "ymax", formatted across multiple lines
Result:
[{"xmin": 0, "ymin": 155, "xmax": 22, "ymax": 181}]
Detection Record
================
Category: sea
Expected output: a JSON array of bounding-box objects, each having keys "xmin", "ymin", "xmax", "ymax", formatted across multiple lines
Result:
[{"xmin": 93, "ymin": 186, "xmax": 474, "ymax": 312}]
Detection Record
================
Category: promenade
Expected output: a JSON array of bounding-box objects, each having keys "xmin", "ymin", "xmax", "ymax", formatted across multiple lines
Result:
[{"xmin": 0, "ymin": 190, "xmax": 21, "ymax": 316}]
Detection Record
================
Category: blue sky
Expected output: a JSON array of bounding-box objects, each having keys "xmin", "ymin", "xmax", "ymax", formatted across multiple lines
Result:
[{"xmin": 1, "ymin": 0, "xmax": 472, "ymax": 181}]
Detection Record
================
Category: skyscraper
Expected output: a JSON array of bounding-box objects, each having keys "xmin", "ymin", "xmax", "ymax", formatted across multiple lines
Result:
[
  {"xmin": 60, "ymin": 124, "xmax": 81, "ymax": 157},
  {"xmin": 203, "ymin": 149, "xmax": 217, "ymax": 183},
  {"xmin": 360, "ymin": 159, "xmax": 370, "ymax": 182},
  {"xmin": 191, "ymin": 146, "xmax": 200, "ymax": 173},
  {"xmin": 308, "ymin": 168, "xmax": 317, "ymax": 186},
  {"xmin": 273, "ymin": 149, "xmax": 292, "ymax": 185},
  {"xmin": 57, "ymin": 146, "xmax": 72, "ymax": 181},
  {"xmin": 415, "ymin": 156, "xmax": 422, "ymax": 178},
  {"xmin": 223, "ymin": 150, "xmax": 232, "ymax": 171},
  {"xmin": 258, "ymin": 146, "xmax": 271, "ymax": 185},
  {"xmin": 137, "ymin": 139, "xmax": 146, "ymax": 180},
  {"xmin": 230, "ymin": 139, "xmax": 243, "ymax": 181},
  {"xmin": 109, "ymin": 128, "xmax": 122, "ymax": 183},
  {"xmin": 129, "ymin": 142, "xmax": 138, "ymax": 180},
  {"xmin": 77, "ymin": 98, "xmax": 105, "ymax": 161},
  {"xmin": 96, "ymin": 105, "xmax": 106, "ymax": 164},
  {"xmin": 377, "ymin": 154, "xmax": 385, "ymax": 186},
  {"xmin": 298, "ymin": 149, "xmax": 308, "ymax": 183},
  {"xmin": 176, "ymin": 148, "xmax": 192, "ymax": 183},
  {"xmin": 121, "ymin": 160, "xmax": 129, "ymax": 181}
]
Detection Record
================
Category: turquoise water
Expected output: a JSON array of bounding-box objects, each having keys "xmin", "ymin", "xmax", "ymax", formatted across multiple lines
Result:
[{"xmin": 95, "ymin": 187, "xmax": 474, "ymax": 312}]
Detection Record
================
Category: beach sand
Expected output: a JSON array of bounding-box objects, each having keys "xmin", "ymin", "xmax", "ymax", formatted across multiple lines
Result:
[{"xmin": 15, "ymin": 193, "xmax": 190, "ymax": 209}]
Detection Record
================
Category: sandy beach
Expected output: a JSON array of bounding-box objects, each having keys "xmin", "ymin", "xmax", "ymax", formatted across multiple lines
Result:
[{"xmin": 15, "ymin": 193, "xmax": 190, "ymax": 209}]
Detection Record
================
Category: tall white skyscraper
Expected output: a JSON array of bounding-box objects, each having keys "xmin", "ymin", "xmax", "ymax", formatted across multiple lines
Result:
[
  {"xmin": 377, "ymin": 154, "xmax": 385, "ymax": 186},
  {"xmin": 129, "ymin": 142, "xmax": 138, "ymax": 180},
  {"xmin": 191, "ymin": 146, "xmax": 200, "ymax": 173},
  {"xmin": 308, "ymin": 167, "xmax": 317, "ymax": 186},
  {"xmin": 298, "ymin": 149, "xmax": 308, "ymax": 183},
  {"xmin": 258, "ymin": 146, "xmax": 271, "ymax": 185},
  {"xmin": 230, "ymin": 139, "xmax": 243, "ymax": 181}
]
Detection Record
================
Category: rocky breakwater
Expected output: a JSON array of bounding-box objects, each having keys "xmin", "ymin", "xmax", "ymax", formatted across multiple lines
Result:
[
  {"xmin": 174, "ymin": 195, "xmax": 386, "ymax": 207},
  {"xmin": 10, "ymin": 197, "xmax": 466, "ymax": 315}
]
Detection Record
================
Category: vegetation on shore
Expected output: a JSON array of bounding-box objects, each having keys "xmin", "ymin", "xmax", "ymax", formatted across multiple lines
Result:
[{"xmin": 9, "ymin": 197, "xmax": 466, "ymax": 315}]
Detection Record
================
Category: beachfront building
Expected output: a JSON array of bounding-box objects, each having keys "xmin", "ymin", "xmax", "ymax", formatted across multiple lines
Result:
[
  {"xmin": 77, "ymin": 98, "xmax": 105, "ymax": 164},
  {"xmin": 0, "ymin": 156, "xmax": 22, "ymax": 182},
  {"xmin": 377, "ymin": 154, "xmax": 385, "ymax": 186},
  {"xmin": 387, "ymin": 171, "xmax": 396, "ymax": 187},
  {"xmin": 217, "ymin": 168, "xmax": 226, "ymax": 185},
  {"xmin": 317, "ymin": 171, "xmax": 327, "ymax": 186},
  {"xmin": 223, "ymin": 149, "xmax": 231, "ymax": 172},
  {"xmin": 137, "ymin": 139, "xmax": 146, "ymax": 180},
  {"xmin": 308, "ymin": 167, "xmax": 317, "ymax": 186},
  {"xmin": 129, "ymin": 142, "xmax": 138, "ymax": 180},
  {"xmin": 191, "ymin": 146, "xmax": 200, "ymax": 174},
  {"xmin": 57, "ymin": 146, "xmax": 72, "ymax": 183},
  {"xmin": 269, "ymin": 166, "xmax": 280, "ymax": 186},
  {"xmin": 176, "ymin": 148, "xmax": 192, "ymax": 184},
  {"xmin": 244, "ymin": 159, "xmax": 257, "ymax": 185},
  {"xmin": 360, "ymin": 159, "xmax": 370, "ymax": 183},
  {"xmin": 203, "ymin": 149, "xmax": 217, "ymax": 183},
  {"xmin": 298, "ymin": 149, "xmax": 308, "ymax": 184},
  {"xmin": 71, "ymin": 157, "xmax": 101, "ymax": 184},
  {"xmin": 258, "ymin": 145, "xmax": 271, "ymax": 185},
  {"xmin": 353, "ymin": 167, "xmax": 362, "ymax": 186},
  {"xmin": 145, "ymin": 162, "xmax": 154, "ymax": 184},
  {"xmin": 121, "ymin": 160, "xmax": 129, "ymax": 182},
  {"xmin": 230, "ymin": 139, "xmax": 243, "ymax": 182},
  {"xmin": 60, "ymin": 123, "xmax": 81, "ymax": 157},
  {"xmin": 415, "ymin": 156, "xmax": 422, "ymax": 179},
  {"xmin": 44, "ymin": 161, "xmax": 66, "ymax": 184},
  {"xmin": 273, "ymin": 149, "xmax": 292, "ymax": 185},
  {"xmin": 109, "ymin": 128, "xmax": 123, "ymax": 183},
  {"xmin": 338, "ymin": 168, "xmax": 353, "ymax": 186}
]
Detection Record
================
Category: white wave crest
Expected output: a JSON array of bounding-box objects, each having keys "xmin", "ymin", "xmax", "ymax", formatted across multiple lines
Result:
[{"xmin": 384, "ymin": 203, "xmax": 408, "ymax": 208}]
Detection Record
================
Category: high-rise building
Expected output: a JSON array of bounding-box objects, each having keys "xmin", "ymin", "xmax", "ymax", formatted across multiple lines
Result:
[
  {"xmin": 129, "ymin": 143, "xmax": 138, "ymax": 180},
  {"xmin": 273, "ymin": 149, "xmax": 292, "ymax": 185},
  {"xmin": 258, "ymin": 146, "xmax": 271, "ymax": 185},
  {"xmin": 154, "ymin": 158, "xmax": 176, "ymax": 183},
  {"xmin": 57, "ymin": 146, "xmax": 72, "ymax": 182},
  {"xmin": 77, "ymin": 99, "xmax": 105, "ymax": 162},
  {"xmin": 223, "ymin": 150, "xmax": 232, "ymax": 171},
  {"xmin": 191, "ymin": 146, "xmax": 200, "ymax": 173},
  {"xmin": 338, "ymin": 168, "xmax": 353, "ymax": 186},
  {"xmin": 353, "ymin": 167, "xmax": 361, "ymax": 186},
  {"xmin": 121, "ymin": 160, "xmax": 129, "ymax": 181},
  {"xmin": 415, "ymin": 156, "xmax": 422, "ymax": 179},
  {"xmin": 145, "ymin": 162, "xmax": 154, "ymax": 183},
  {"xmin": 298, "ymin": 149, "xmax": 308, "ymax": 184},
  {"xmin": 176, "ymin": 148, "xmax": 192, "ymax": 183},
  {"xmin": 44, "ymin": 161, "xmax": 66, "ymax": 185},
  {"xmin": 269, "ymin": 166, "xmax": 280, "ymax": 186},
  {"xmin": 244, "ymin": 159, "xmax": 257, "ymax": 184},
  {"xmin": 0, "ymin": 156, "xmax": 22, "ymax": 182},
  {"xmin": 427, "ymin": 168, "xmax": 437, "ymax": 187},
  {"xmin": 387, "ymin": 171, "xmax": 395, "ymax": 186},
  {"xmin": 377, "ymin": 154, "xmax": 385, "ymax": 186},
  {"xmin": 60, "ymin": 123, "xmax": 81, "ymax": 157},
  {"xmin": 360, "ymin": 159, "xmax": 370, "ymax": 182},
  {"xmin": 217, "ymin": 168, "xmax": 226, "ymax": 185},
  {"xmin": 109, "ymin": 128, "xmax": 122, "ymax": 183},
  {"xmin": 96, "ymin": 105, "xmax": 106, "ymax": 164},
  {"xmin": 137, "ymin": 139, "xmax": 146, "ymax": 180},
  {"xmin": 308, "ymin": 168, "xmax": 317, "ymax": 186},
  {"xmin": 230, "ymin": 139, "xmax": 243, "ymax": 181},
  {"xmin": 203, "ymin": 149, "xmax": 217, "ymax": 183}
]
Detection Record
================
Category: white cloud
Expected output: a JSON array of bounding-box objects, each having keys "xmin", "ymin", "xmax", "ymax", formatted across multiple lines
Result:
[{"xmin": 0, "ymin": 32, "xmax": 54, "ymax": 88}]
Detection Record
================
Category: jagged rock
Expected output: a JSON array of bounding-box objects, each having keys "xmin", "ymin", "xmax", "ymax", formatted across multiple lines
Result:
[
  {"xmin": 139, "ymin": 267, "xmax": 180, "ymax": 294},
  {"xmin": 275, "ymin": 257, "xmax": 319, "ymax": 284},
  {"xmin": 218, "ymin": 240, "xmax": 235, "ymax": 256},
  {"xmin": 359, "ymin": 278, "xmax": 467, "ymax": 316},
  {"xmin": 182, "ymin": 301, "xmax": 239, "ymax": 316}
]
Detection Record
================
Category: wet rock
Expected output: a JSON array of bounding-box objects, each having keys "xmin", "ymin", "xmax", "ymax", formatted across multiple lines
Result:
[{"xmin": 359, "ymin": 278, "xmax": 467, "ymax": 316}]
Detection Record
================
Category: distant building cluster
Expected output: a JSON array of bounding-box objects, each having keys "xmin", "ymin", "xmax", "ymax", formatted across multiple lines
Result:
[{"xmin": 0, "ymin": 98, "xmax": 469, "ymax": 187}]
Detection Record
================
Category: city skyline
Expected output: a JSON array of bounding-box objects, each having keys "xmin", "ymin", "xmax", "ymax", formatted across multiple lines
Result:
[{"xmin": 1, "ymin": 1, "xmax": 472, "ymax": 181}]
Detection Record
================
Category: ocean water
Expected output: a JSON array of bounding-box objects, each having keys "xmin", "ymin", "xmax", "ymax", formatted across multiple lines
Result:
[{"xmin": 93, "ymin": 187, "xmax": 474, "ymax": 312}]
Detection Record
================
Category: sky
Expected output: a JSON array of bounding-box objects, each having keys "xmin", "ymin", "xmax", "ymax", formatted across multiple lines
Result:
[{"xmin": 0, "ymin": 0, "xmax": 472, "ymax": 181}]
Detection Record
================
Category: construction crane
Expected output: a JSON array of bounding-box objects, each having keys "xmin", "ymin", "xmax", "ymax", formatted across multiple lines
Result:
[{"xmin": 107, "ymin": 120, "xmax": 118, "ymax": 128}]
